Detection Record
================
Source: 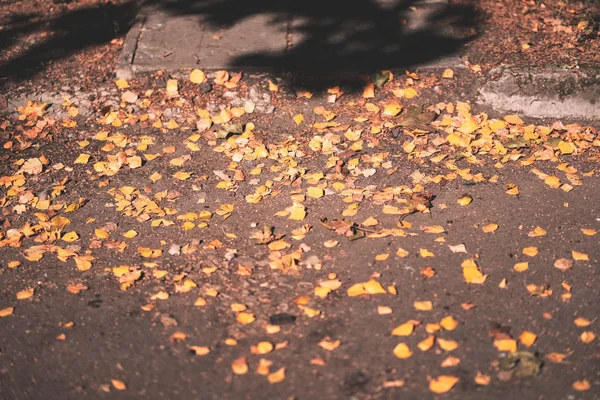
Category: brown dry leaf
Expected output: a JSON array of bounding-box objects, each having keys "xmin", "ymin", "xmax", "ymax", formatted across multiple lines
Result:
[
  {"xmin": 429, "ymin": 375, "xmax": 459, "ymax": 394},
  {"xmin": 554, "ymin": 258, "xmax": 573, "ymax": 271}
]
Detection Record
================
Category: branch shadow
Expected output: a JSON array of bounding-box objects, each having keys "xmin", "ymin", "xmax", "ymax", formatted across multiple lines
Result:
[{"xmin": 0, "ymin": 0, "xmax": 480, "ymax": 91}]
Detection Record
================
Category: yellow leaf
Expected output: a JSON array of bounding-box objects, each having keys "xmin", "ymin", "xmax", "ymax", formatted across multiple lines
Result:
[
  {"xmin": 440, "ymin": 316, "xmax": 458, "ymax": 331},
  {"xmin": 314, "ymin": 286, "xmax": 331, "ymax": 298},
  {"xmin": 288, "ymin": 203, "xmax": 306, "ymax": 220},
  {"xmin": 419, "ymin": 248, "xmax": 435, "ymax": 258},
  {"xmin": 362, "ymin": 216, "xmax": 379, "ymax": 227},
  {"xmin": 437, "ymin": 338, "xmax": 459, "ymax": 351},
  {"xmin": 417, "ymin": 335, "xmax": 435, "ymax": 351},
  {"xmin": 0, "ymin": 307, "xmax": 15, "ymax": 317},
  {"xmin": 95, "ymin": 229, "xmax": 110, "ymax": 239},
  {"xmin": 574, "ymin": 317, "xmax": 591, "ymax": 327},
  {"xmin": 268, "ymin": 80, "xmax": 279, "ymax": 92},
  {"xmin": 558, "ymin": 141, "xmax": 575, "ymax": 155},
  {"xmin": 482, "ymin": 223, "xmax": 499, "ymax": 233},
  {"xmin": 580, "ymin": 228, "xmax": 597, "ymax": 236},
  {"xmin": 544, "ymin": 176, "xmax": 561, "ymax": 188},
  {"xmin": 62, "ymin": 231, "xmax": 79, "ymax": 242},
  {"xmin": 318, "ymin": 338, "xmax": 341, "ymax": 351},
  {"xmin": 573, "ymin": 380, "xmax": 590, "ymax": 391},
  {"xmin": 396, "ymin": 248, "xmax": 409, "ymax": 257},
  {"xmin": 231, "ymin": 357, "xmax": 248, "ymax": 375},
  {"xmin": 364, "ymin": 280, "xmax": 387, "ymax": 294},
  {"xmin": 383, "ymin": 104, "xmax": 402, "ymax": 116},
  {"xmin": 393, "ymin": 343, "xmax": 412, "ymax": 359},
  {"xmin": 375, "ymin": 253, "xmax": 389, "ymax": 261},
  {"xmin": 115, "ymin": 78, "xmax": 130, "ymax": 89},
  {"xmin": 513, "ymin": 262, "xmax": 529, "ymax": 272},
  {"xmin": 16, "ymin": 288, "xmax": 34, "ymax": 300},
  {"xmin": 189, "ymin": 69, "xmax": 206, "ymax": 84},
  {"xmin": 506, "ymin": 184, "xmax": 520, "ymax": 196},
  {"xmin": 363, "ymin": 83, "xmax": 374, "ymax": 98},
  {"xmin": 173, "ymin": 171, "xmax": 191, "ymax": 180},
  {"xmin": 237, "ymin": 312, "xmax": 256, "ymax": 325},
  {"xmin": 74, "ymin": 154, "xmax": 90, "ymax": 164},
  {"xmin": 504, "ymin": 114, "xmax": 524, "ymax": 125},
  {"xmin": 442, "ymin": 68, "xmax": 454, "ymax": 79},
  {"xmin": 422, "ymin": 225, "xmax": 446, "ymax": 234},
  {"xmin": 580, "ymin": 331, "xmax": 595, "ymax": 343},
  {"xmin": 267, "ymin": 239, "xmax": 291, "ymax": 251},
  {"xmin": 123, "ymin": 230, "xmax": 138, "ymax": 238},
  {"xmin": 166, "ymin": 79, "xmax": 179, "ymax": 98},
  {"xmin": 519, "ymin": 331, "xmax": 537, "ymax": 347},
  {"xmin": 457, "ymin": 195, "xmax": 473, "ymax": 206},
  {"xmin": 474, "ymin": 372, "xmax": 491, "ymax": 386},
  {"xmin": 307, "ymin": 187, "xmax": 324, "ymax": 198},
  {"xmin": 523, "ymin": 247, "xmax": 538, "ymax": 257},
  {"xmin": 528, "ymin": 226, "xmax": 546, "ymax": 237},
  {"xmin": 462, "ymin": 259, "xmax": 487, "ymax": 284},
  {"xmin": 404, "ymin": 87, "xmax": 418, "ymax": 98},
  {"xmin": 189, "ymin": 346, "xmax": 210, "ymax": 356},
  {"xmin": 546, "ymin": 352, "xmax": 567, "ymax": 363},
  {"xmin": 267, "ymin": 367, "xmax": 285, "ymax": 384},
  {"xmin": 572, "ymin": 251, "xmax": 589, "ymax": 261},
  {"xmin": 494, "ymin": 338, "xmax": 517, "ymax": 352},
  {"xmin": 111, "ymin": 379, "xmax": 126, "ymax": 390},
  {"xmin": 413, "ymin": 301, "xmax": 433, "ymax": 311},
  {"xmin": 429, "ymin": 375, "xmax": 459, "ymax": 394},
  {"xmin": 392, "ymin": 321, "xmax": 417, "ymax": 336},
  {"xmin": 293, "ymin": 114, "xmax": 304, "ymax": 125}
]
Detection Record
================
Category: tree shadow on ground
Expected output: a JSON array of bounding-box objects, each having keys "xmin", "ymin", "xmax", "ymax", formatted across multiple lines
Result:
[{"xmin": 0, "ymin": 0, "xmax": 480, "ymax": 91}]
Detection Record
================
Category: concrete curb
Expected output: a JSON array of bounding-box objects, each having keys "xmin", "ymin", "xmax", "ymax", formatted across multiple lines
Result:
[{"xmin": 477, "ymin": 67, "xmax": 600, "ymax": 121}]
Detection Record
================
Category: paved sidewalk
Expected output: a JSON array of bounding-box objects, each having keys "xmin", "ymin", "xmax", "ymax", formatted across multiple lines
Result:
[{"xmin": 117, "ymin": 0, "xmax": 464, "ymax": 78}]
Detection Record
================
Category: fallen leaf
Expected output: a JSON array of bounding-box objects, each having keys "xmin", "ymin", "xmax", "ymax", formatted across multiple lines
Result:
[
  {"xmin": 393, "ymin": 343, "xmax": 412, "ymax": 359},
  {"xmin": 429, "ymin": 375, "xmax": 459, "ymax": 394}
]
